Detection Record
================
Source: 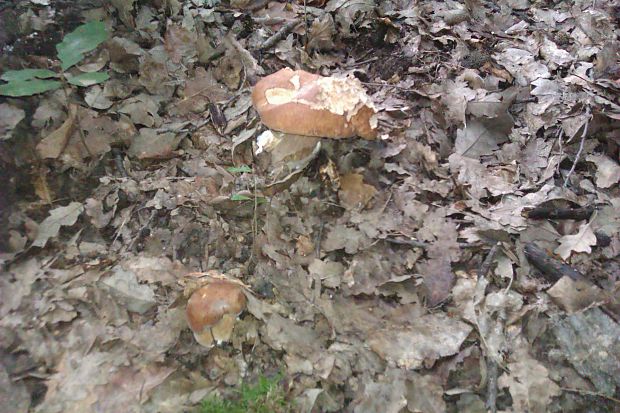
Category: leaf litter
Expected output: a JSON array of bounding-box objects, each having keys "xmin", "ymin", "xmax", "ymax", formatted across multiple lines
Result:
[{"xmin": 1, "ymin": 0, "xmax": 620, "ymax": 412}]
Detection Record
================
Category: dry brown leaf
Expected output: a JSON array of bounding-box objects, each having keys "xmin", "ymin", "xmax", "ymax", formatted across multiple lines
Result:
[
  {"xmin": 351, "ymin": 368, "xmax": 407, "ymax": 413},
  {"xmin": 307, "ymin": 13, "xmax": 336, "ymax": 51},
  {"xmin": 127, "ymin": 128, "xmax": 181, "ymax": 159},
  {"xmin": 368, "ymin": 313, "xmax": 472, "ymax": 369},
  {"xmin": 164, "ymin": 23, "xmax": 197, "ymax": 64},
  {"xmin": 338, "ymin": 173, "xmax": 377, "ymax": 210},
  {"xmin": 586, "ymin": 154, "xmax": 620, "ymax": 188},
  {"xmin": 0, "ymin": 103, "xmax": 25, "ymax": 140},
  {"xmin": 546, "ymin": 276, "xmax": 606, "ymax": 313},
  {"xmin": 36, "ymin": 103, "xmax": 77, "ymax": 159},
  {"xmin": 417, "ymin": 255, "xmax": 454, "ymax": 307},
  {"xmin": 498, "ymin": 337, "xmax": 560, "ymax": 413},
  {"xmin": 32, "ymin": 202, "xmax": 84, "ymax": 248}
]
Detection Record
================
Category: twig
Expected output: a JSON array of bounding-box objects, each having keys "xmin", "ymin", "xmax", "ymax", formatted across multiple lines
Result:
[
  {"xmin": 563, "ymin": 105, "xmax": 591, "ymax": 187},
  {"xmin": 253, "ymin": 16, "xmax": 289, "ymax": 25},
  {"xmin": 474, "ymin": 242, "xmax": 501, "ymax": 413},
  {"xmin": 111, "ymin": 147, "xmax": 129, "ymax": 178},
  {"xmin": 384, "ymin": 236, "xmax": 481, "ymax": 249},
  {"xmin": 384, "ymin": 237, "xmax": 430, "ymax": 249},
  {"xmin": 523, "ymin": 242, "xmax": 586, "ymax": 283},
  {"xmin": 259, "ymin": 19, "xmax": 302, "ymax": 51},
  {"xmin": 479, "ymin": 242, "xmax": 500, "ymax": 279},
  {"xmin": 315, "ymin": 220, "xmax": 325, "ymax": 257},
  {"xmin": 525, "ymin": 205, "xmax": 595, "ymax": 221},
  {"xmin": 486, "ymin": 359, "xmax": 499, "ymax": 413},
  {"xmin": 561, "ymin": 387, "xmax": 620, "ymax": 404},
  {"xmin": 556, "ymin": 127, "xmax": 564, "ymax": 175}
]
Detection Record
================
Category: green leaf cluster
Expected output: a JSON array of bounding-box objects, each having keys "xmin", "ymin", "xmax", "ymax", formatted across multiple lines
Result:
[{"xmin": 0, "ymin": 21, "xmax": 109, "ymax": 97}]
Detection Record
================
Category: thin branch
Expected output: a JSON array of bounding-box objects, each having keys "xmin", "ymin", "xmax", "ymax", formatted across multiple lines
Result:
[
  {"xmin": 259, "ymin": 19, "xmax": 302, "ymax": 51},
  {"xmin": 563, "ymin": 105, "xmax": 591, "ymax": 188},
  {"xmin": 473, "ymin": 242, "xmax": 501, "ymax": 413},
  {"xmin": 525, "ymin": 205, "xmax": 595, "ymax": 221}
]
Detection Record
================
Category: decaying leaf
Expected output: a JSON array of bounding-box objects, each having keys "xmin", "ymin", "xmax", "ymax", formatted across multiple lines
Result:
[
  {"xmin": 101, "ymin": 265, "xmax": 157, "ymax": 314},
  {"xmin": 586, "ymin": 154, "xmax": 620, "ymax": 188},
  {"xmin": 127, "ymin": 128, "xmax": 182, "ymax": 159},
  {"xmin": 455, "ymin": 118, "xmax": 508, "ymax": 158},
  {"xmin": 546, "ymin": 276, "xmax": 606, "ymax": 313},
  {"xmin": 368, "ymin": 313, "xmax": 472, "ymax": 369},
  {"xmin": 498, "ymin": 337, "xmax": 561, "ymax": 413},
  {"xmin": 307, "ymin": 13, "xmax": 336, "ymax": 51},
  {"xmin": 351, "ymin": 368, "xmax": 407, "ymax": 413},
  {"xmin": 32, "ymin": 202, "xmax": 84, "ymax": 248},
  {"xmin": 417, "ymin": 255, "xmax": 454, "ymax": 307},
  {"xmin": 0, "ymin": 103, "xmax": 25, "ymax": 140}
]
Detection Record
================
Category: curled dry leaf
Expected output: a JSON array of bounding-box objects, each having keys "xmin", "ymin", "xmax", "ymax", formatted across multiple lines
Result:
[{"xmin": 36, "ymin": 103, "xmax": 78, "ymax": 159}]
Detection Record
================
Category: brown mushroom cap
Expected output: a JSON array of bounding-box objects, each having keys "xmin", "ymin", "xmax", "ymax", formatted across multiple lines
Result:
[
  {"xmin": 186, "ymin": 280, "xmax": 247, "ymax": 346},
  {"xmin": 252, "ymin": 68, "xmax": 378, "ymax": 140}
]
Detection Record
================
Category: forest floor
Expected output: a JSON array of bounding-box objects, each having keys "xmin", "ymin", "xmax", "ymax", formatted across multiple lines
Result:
[{"xmin": 1, "ymin": 0, "xmax": 619, "ymax": 412}]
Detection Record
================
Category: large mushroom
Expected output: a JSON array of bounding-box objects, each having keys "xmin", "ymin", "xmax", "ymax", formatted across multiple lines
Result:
[
  {"xmin": 251, "ymin": 67, "xmax": 378, "ymax": 140},
  {"xmin": 186, "ymin": 279, "xmax": 247, "ymax": 348},
  {"xmin": 250, "ymin": 68, "xmax": 378, "ymax": 194}
]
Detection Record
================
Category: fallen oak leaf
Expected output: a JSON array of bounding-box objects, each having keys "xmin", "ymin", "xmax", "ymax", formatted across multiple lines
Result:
[
  {"xmin": 554, "ymin": 222, "xmax": 597, "ymax": 260},
  {"xmin": 32, "ymin": 202, "xmax": 84, "ymax": 248}
]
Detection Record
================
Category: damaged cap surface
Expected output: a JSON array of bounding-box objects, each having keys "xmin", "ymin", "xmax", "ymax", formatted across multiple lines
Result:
[{"xmin": 252, "ymin": 67, "xmax": 378, "ymax": 139}]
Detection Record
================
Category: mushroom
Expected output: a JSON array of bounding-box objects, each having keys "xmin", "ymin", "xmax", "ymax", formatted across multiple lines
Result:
[
  {"xmin": 186, "ymin": 279, "xmax": 247, "ymax": 347},
  {"xmin": 251, "ymin": 67, "xmax": 378, "ymax": 140}
]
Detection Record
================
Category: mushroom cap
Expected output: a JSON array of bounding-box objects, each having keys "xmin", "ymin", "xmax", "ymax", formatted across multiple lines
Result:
[
  {"xmin": 252, "ymin": 68, "xmax": 378, "ymax": 140},
  {"xmin": 186, "ymin": 280, "xmax": 247, "ymax": 336}
]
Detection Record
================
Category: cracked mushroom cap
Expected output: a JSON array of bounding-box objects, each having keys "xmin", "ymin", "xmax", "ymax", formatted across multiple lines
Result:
[
  {"xmin": 252, "ymin": 67, "xmax": 378, "ymax": 140},
  {"xmin": 186, "ymin": 280, "xmax": 247, "ymax": 347}
]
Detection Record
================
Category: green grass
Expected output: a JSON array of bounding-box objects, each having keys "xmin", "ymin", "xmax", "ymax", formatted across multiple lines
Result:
[{"xmin": 200, "ymin": 373, "xmax": 293, "ymax": 413}]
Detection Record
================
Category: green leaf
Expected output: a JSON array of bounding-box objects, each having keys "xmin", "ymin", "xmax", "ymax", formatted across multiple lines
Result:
[
  {"xmin": 57, "ymin": 21, "xmax": 108, "ymax": 71},
  {"xmin": 0, "ymin": 79, "xmax": 62, "ymax": 96},
  {"xmin": 1, "ymin": 69, "xmax": 57, "ymax": 82},
  {"xmin": 66, "ymin": 71, "xmax": 110, "ymax": 87},
  {"xmin": 230, "ymin": 194, "xmax": 252, "ymax": 201},
  {"xmin": 227, "ymin": 165, "xmax": 252, "ymax": 173}
]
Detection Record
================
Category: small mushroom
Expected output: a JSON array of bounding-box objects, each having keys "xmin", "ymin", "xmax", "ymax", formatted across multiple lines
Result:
[
  {"xmin": 252, "ymin": 67, "xmax": 378, "ymax": 140},
  {"xmin": 186, "ymin": 279, "xmax": 247, "ymax": 348}
]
